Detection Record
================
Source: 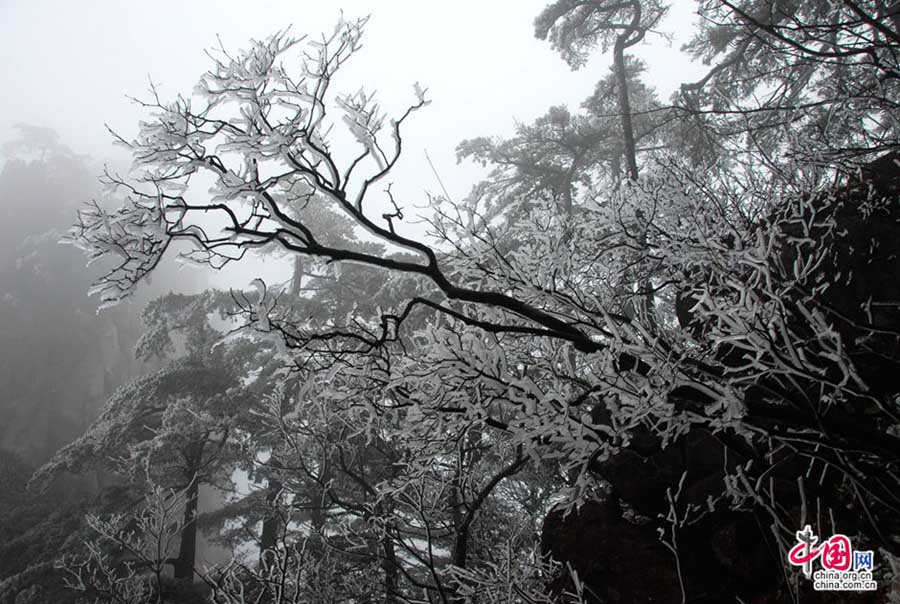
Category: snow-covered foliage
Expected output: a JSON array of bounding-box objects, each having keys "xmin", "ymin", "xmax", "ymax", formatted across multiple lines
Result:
[
  {"xmin": 58, "ymin": 485, "xmax": 199, "ymax": 604},
  {"xmin": 60, "ymin": 5, "xmax": 900, "ymax": 603},
  {"xmin": 64, "ymin": 17, "xmax": 430, "ymax": 313}
]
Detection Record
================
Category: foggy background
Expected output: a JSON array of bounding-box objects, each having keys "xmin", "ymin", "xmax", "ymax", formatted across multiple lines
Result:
[{"xmin": 0, "ymin": 0, "xmax": 703, "ymax": 196}]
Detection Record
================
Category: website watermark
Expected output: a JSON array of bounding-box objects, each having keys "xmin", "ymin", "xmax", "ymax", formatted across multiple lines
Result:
[{"xmin": 787, "ymin": 525, "xmax": 877, "ymax": 592}]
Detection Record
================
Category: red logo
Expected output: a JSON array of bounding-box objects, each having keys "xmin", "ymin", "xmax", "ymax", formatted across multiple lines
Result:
[
  {"xmin": 789, "ymin": 532, "xmax": 852, "ymax": 574},
  {"xmin": 788, "ymin": 525, "xmax": 873, "ymax": 580}
]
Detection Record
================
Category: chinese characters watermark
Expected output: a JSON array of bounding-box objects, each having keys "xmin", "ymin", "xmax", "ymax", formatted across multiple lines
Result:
[{"xmin": 787, "ymin": 525, "xmax": 877, "ymax": 592}]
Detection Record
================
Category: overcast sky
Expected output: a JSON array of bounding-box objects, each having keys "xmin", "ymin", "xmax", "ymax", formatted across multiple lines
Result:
[
  {"xmin": 0, "ymin": 0, "xmax": 705, "ymax": 289},
  {"xmin": 0, "ymin": 1, "xmax": 705, "ymax": 189}
]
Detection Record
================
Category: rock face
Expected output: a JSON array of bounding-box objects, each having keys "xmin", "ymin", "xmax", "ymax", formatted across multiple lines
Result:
[
  {"xmin": 542, "ymin": 498, "xmax": 681, "ymax": 604},
  {"xmin": 542, "ymin": 430, "xmax": 787, "ymax": 603},
  {"xmin": 543, "ymin": 436, "xmax": 889, "ymax": 603},
  {"xmin": 771, "ymin": 155, "xmax": 900, "ymax": 399},
  {"xmin": 542, "ymin": 154, "xmax": 900, "ymax": 602}
]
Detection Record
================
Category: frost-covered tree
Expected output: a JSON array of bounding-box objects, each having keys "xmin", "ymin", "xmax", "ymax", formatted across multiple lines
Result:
[
  {"xmin": 456, "ymin": 56, "xmax": 670, "ymax": 217},
  {"xmin": 208, "ymin": 234, "xmax": 543, "ymax": 602},
  {"xmin": 456, "ymin": 106, "xmax": 607, "ymax": 218},
  {"xmin": 677, "ymin": 0, "xmax": 900, "ymax": 169},
  {"xmin": 535, "ymin": 0, "xmax": 669, "ymax": 180},
  {"xmin": 57, "ymin": 485, "xmax": 208, "ymax": 604},
  {"xmin": 33, "ymin": 291, "xmax": 276, "ymax": 582},
  {"xmin": 0, "ymin": 126, "xmax": 190, "ymax": 604},
  {"xmin": 65, "ymin": 10, "xmax": 900, "ymax": 603}
]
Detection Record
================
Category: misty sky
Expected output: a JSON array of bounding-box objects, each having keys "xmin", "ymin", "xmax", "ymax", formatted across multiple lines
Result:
[
  {"xmin": 0, "ymin": 1, "xmax": 704, "ymax": 191},
  {"xmin": 0, "ymin": 0, "xmax": 704, "ymax": 289}
]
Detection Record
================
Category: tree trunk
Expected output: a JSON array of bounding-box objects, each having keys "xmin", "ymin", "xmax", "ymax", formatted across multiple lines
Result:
[
  {"xmin": 259, "ymin": 461, "xmax": 283, "ymax": 570},
  {"xmin": 613, "ymin": 30, "xmax": 657, "ymax": 323},
  {"xmin": 289, "ymin": 256, "xmax": 304, "ymax": 298},
  {"xmin": 382, "ymin": 533, "xmax": 399, "ymax": 603},
  {"xmin": 450, "ymin": 465, "xmax": 467, "ymax": 568},
  {"xmin": 613, "ymin": 40, "xmax": 639, "ymax": 182},
  {"xmin": 173, "ymin": 477, "xmax": 200, "ymax": 581}
]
